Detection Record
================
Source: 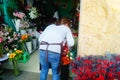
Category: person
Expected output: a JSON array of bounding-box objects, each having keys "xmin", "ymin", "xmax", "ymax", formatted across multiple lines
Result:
[{"xmin": 38, "ymin": 17, "xmax": 74, "ymax": 80}]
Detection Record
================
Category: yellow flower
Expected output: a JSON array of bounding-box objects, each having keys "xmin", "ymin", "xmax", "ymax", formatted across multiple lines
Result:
[
  {"xmin": 9, "ymin": 53, "xmax": 16, "ymax": 59},
  {"xmin": 15, "ymin": 50, "xmax": 23, "ymax": 53}
]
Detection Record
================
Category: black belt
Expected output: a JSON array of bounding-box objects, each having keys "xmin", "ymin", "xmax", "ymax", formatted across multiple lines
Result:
[
  {"xmin": 40, "ymin": 41, "xmax": 62, "ymax": 62},
  {"xmin": 40, "ymin": 49, "xmax": 59, "ymax": 54}
]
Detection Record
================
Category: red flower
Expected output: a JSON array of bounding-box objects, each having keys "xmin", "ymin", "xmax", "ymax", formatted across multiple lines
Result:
[{"xmin": 70, "ymin": 55, "xmax": 120, "ymax": 80}]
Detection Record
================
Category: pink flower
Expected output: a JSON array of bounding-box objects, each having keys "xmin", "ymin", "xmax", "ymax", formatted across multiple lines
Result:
[
  {"xmin": 0, "ymin": 37, "xmax": 3, "ymax": 43},
  {"xmin": 13, "ymin": 12, "xmax": 25, "ymax": 19}
]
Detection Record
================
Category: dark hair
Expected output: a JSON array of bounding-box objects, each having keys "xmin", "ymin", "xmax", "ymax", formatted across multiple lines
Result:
[{"xmin": 55, "ymin": 17, "xmax": 71, "ymax": 27}]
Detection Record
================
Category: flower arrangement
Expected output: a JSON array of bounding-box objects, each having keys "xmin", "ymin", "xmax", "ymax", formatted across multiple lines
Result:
[
  {"xmin": 3, "ymin": 28, "xmax": 21, "ymax": 52},
  {"xmin": 9, "ymin": 49, "xmax": 23, "ymax": 76},
  {"xmin": 19, "ymin": 19, "xmax": 30, "ymax": 30},
  {"xmin": 12, "ymin": 11, "xmax": 30, "ymax": 31},
  {"xmin": 0, "ymin": 26, "xmax": 12, "ymax": 57},
  {"xmin": 13, "ymin": 11, "xmax": 25, "ymax": 19},
  {"xmin": 28, "ymin": 7, "xmax": 40, "ymax": 19},
  {"xmin": 21, "ymin": 33, "xmax": 32, "ymax": 42},
  {"xmin": 0, "ymin": 25, "xmax": 23, "ymax": 54},
  {"xmin": 70, "ymin": 54, "xmax": 120, "ymax": 80},
  {"xmin": 9, "ymin": 50, "xmax": 23, "ymax": 61},
  {"xmin": 61, "ymin": 43, "xmax": 75, "ymax": 65}
]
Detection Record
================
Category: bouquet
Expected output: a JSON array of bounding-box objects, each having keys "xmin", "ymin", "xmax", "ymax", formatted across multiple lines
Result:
[
  {"xmin": 12, "ymin": 11, "xmax": 28, "ymax": 31},
  {"xmin": 9, "ymin": 50, "xmax": 23, "ymax": 61},
  {"xmin": 61, "ymin": 43, "xmax": 75, "ymax": 65},
  {"xmin": 9, "ymin": 49, "xmax": 23, "ymax": 76}
]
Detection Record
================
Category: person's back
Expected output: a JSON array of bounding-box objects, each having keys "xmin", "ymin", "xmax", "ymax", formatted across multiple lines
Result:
[
  {"xmin": 38, "ymin": 17, "xmax": 74, "ymax": 80},
  {"xmin": 39, "ymin": 23, "xmax": 73, "ymax": 53}
]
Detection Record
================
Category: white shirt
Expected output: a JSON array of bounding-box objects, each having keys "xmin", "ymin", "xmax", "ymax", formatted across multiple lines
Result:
[{"xmin": 38, "ymin": 24, "xmax": 74, "ymax": 53}]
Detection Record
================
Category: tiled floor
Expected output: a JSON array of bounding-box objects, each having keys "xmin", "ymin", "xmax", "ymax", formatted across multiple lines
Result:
[
  {"xmin": 1, "ymin": 49, "xmax": 53, "ymax": 80},
  {"xmin": 2, "ymin": 69, "xmax": 52, "ymax": 80}
]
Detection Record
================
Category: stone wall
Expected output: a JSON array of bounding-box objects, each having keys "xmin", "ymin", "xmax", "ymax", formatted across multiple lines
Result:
[{"xmin": 78, "ymin": 0, "xmax": 120, "ymax": 56}]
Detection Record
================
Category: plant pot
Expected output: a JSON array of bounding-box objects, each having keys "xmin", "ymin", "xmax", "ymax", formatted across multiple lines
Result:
[
  {"xmin": 12, "ymin": 60, "xmax": 20, "ymax": 76},
  {"xmin": 26, "ymin": 41, "xmax": 32, "ymax": 54}
]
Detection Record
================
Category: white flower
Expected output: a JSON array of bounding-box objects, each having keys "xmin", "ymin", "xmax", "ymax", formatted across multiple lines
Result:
[{"xmin": 29, "ymin": 7, "xmax": 40, "ymax": 19}]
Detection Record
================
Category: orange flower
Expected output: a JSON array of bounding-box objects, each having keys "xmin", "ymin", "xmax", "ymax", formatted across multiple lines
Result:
[
  {"xmin": 62, "ymin": 56, "xmax": 71, "ymax": 65},
  {"xmin": 21, "ymin": 35, "xmax": 25, "ymax": 41},
  {"xmin": 24, "ymin": 34, "xmax": 28, "ymax": 39},
  {"xmin": 21, "ymin": 34, "xmax": 28, "ymax": 41}
]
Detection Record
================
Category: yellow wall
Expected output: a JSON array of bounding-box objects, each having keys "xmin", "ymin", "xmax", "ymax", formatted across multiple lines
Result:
[{"xmin": 78, "ymin": 0, "xmax": 120, "ymax": 56}]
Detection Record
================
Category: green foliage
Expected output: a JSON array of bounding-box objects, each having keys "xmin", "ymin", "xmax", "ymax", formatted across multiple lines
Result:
[{"xmin": 7, "ymin": 0, "xmax": 19, "ymax": 18}]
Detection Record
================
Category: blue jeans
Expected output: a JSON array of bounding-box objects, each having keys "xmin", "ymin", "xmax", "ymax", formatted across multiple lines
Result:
[{"xmin": 39, "ymin": 50, "xmax": 60, "ymax": 80}]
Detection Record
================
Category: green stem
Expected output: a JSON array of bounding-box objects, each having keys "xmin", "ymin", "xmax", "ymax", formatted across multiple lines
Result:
[
  {"xmin": 0, "ymin": 45, "xmax": 3, "ymax": 58},
  {"xmin": 12, "ymin": 60, "xmax": 20, "ymax": 76}
]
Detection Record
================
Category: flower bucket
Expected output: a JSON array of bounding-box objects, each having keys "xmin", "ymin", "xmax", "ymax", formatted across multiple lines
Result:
[
  {"xmin": 32, "ymin": 38, "xmax": 37, "ymax": 50},
  {"xmin": 26, "ymin": 41, "xmax": 32, "ymax": 54},
  {"xmin": 33, "ymin": 27, "xmax": 37, "ymax": 32},
  {"xmin": 12, "ymin": 19, "xmax": 21, "ymax": 32},
  {"xmin": 27, "ymin": 28, "xmax": 32, "ymax": 34},
  {"xmin": 12, "ymin": 60, "xmax": 20, "ymax": 76},
  {"xmin": 18, "ymin": 52, "xmax": 30, "ymax": 63},
  {"xmin": 20, "ymin": 29, "xmax": 26, "ymax": 35}
]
